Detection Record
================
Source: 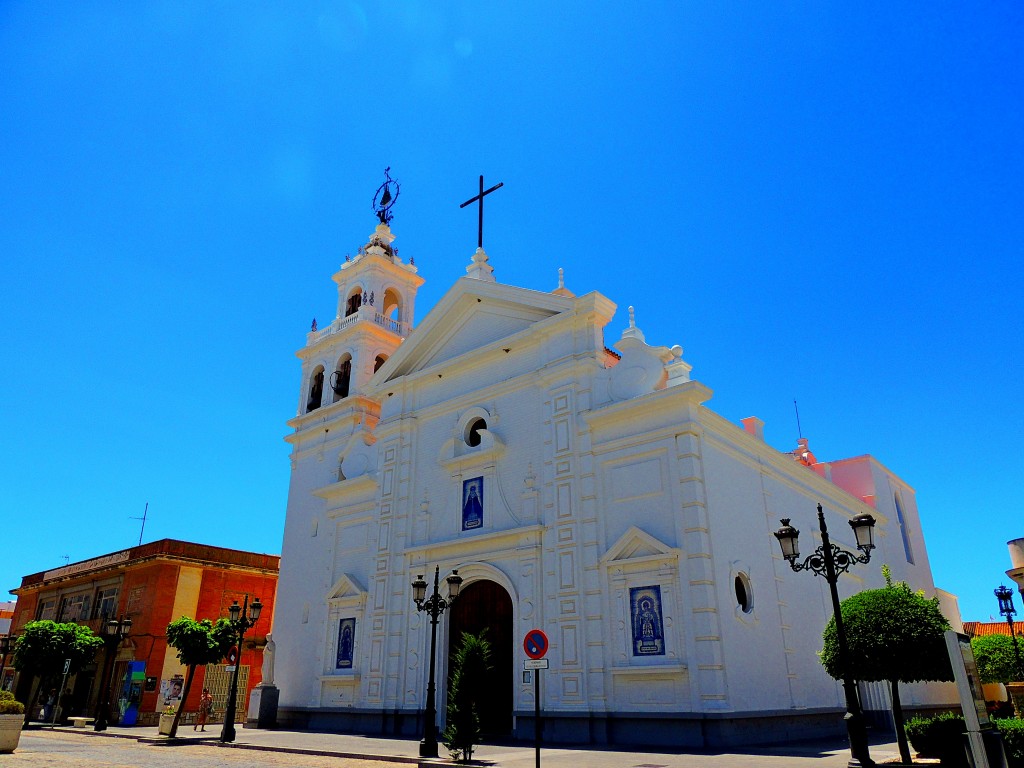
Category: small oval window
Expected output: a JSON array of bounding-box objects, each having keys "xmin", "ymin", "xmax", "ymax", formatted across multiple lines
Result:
[
  {"xmin": 734, "ymin": 573, "xmax": 753, "ymax": 614},
  {"xmin": 465, "ymin": 418, "xmax": 487, "ymax": 447}
]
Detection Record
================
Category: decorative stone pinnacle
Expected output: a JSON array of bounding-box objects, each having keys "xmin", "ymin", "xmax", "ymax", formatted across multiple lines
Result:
[
  {"xmin": 552, "ymin": 266, "xmax": 575, "ymax": 298},
  {"xmin": 466, "ymin": 246, "xmax": 496, "ymax": 282},
  {"xmin": 620, "ymin": 305, "xmax": 646, "ymax": 343}
]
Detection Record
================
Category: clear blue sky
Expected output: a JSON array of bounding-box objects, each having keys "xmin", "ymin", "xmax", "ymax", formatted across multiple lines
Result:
[{"xmin": 1, "ymin": 3, "xmax": 1020, "ymax": 624}]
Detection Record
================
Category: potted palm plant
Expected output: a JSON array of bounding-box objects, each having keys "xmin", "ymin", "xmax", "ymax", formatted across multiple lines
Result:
[{"xmin": 0, "ymin": 690, "xmax": 26, "ymax": 753}]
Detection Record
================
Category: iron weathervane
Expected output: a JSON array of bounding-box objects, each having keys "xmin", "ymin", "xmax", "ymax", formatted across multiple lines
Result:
[{"xmin": 373, "ymin": 167, "xmax": 400, "ymax": 225}]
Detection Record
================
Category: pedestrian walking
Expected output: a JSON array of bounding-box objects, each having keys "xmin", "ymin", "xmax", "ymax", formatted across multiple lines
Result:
[
  {"xmin": 194, "ymin": 688, "xmax": 214, "ymax": 731},
  {"xmin": 42, "ymin": 688, "xmax": 57, "ymax": 722}
]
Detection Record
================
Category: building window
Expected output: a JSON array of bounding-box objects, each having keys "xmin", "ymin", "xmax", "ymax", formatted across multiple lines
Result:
[
  {"xmin": 465, "ymin": 418, "xmax": 486, "ymax": 447},
  {"xmin": 373, "ymin": 354, "xmax": 388, "ymax": 373},
  {"xmin": 734, "ymin": 573, "xmax": 753, "ymax": 614},
  {"xmin": 94, "ymin": 587, "xmax": 119, "ymax": 619},
  {"xmin": 37, "ymin": 599, "xmax": 56, "ymax": 621},
  {"xmin": 894, "ymin": 494, "xmax": 914, "ymax": 564},
  {"xmin": 59, "ymin": 593, "xmax": 91, "ymax": 622}
]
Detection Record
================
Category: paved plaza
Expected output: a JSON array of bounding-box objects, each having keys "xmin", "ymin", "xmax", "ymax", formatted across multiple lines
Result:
[{"xmin": 7, "ymin": 725, "xmax": 908, "ymax": 767}]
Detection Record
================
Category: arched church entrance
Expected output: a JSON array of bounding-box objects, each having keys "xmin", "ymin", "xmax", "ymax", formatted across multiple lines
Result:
[{"xmin": 447, "ymin": 579, "xmax": 513, "ymax": 737}]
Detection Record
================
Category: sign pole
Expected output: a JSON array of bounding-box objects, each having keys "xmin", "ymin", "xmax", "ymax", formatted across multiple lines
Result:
[
  {"xmin": 534, "ymin": 667, "xmax": 541, "ymax": 768},
  {"xmin": 52, "ymin": 659, "xmax": 71, "ymax": 728},
  {"xmin": 523, "ymin": 628, "xmax": 548, "ymax": 768}
]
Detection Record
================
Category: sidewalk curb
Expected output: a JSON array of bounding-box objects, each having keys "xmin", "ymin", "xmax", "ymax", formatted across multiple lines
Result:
[
  {"xmin": 47, "ymin": 726, "xmax": 452, "ymax": 764},
  {"xmin": 217, "ymin": 740, "xmax": 452, "ymax": 765}
]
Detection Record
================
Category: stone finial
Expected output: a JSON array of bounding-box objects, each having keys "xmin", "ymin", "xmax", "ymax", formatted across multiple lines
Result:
[
  {"xmin": 620, "ymin": 306, "xmax": 646, "ymax": 342},
  {"xmin": 466, "ymin": 247, "xmax": 496, "ymax": 282},
  {"xmin": 552, "ymin": 267, "xmax": 575, "ymax": 298},
  {"xmin": 665, "ymin": 343, "xmax": 692, "ymax": 387}
]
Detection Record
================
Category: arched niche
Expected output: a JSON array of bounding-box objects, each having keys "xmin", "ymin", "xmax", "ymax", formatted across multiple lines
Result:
[
  {"xmin": 307, "ymin": 365, "xmax": 325, "ymax": 413},
  {"xmin": 332, "ymin": 354, "xmax": 353, "ymax": 402},
  {"xmin": 382, "ymin": 287, "xmax": 402, "ymax": 321},
  {"xmin": 344, "ymin": 286, "xmax": 363, "ymax": 317}
]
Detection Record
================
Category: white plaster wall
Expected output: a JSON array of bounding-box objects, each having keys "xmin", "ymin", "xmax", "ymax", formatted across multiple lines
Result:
[{"xmin": 275, "ymin": 449, "xmax": 333, "ymax": 708}]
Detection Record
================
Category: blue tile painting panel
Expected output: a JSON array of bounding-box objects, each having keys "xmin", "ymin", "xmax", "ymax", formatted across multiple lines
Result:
[
  {"xmin": 462, "ymin": 476, "xmax": 483, "ymax": 530},
  {"xmin": 629, "ymin": 585, "xmax": 665, "ymax": 656},
  {"xmin": 336, "ymin": 617, "xmax": 355, "ymax": 669}
]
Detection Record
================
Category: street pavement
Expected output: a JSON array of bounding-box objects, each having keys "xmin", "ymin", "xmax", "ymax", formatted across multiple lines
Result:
[{"xmin": 9, "ymin": 723, "xmax": 911, "ymax": 767}]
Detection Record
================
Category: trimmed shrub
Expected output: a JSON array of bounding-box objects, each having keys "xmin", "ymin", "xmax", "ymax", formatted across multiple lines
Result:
[
  {"xmin": 972, "ymin": 635, "xmax": 1019, "ymax": 684},
  {"xmin": 904, "ymin": 712, "xmax": 968, "ymax": 767},
  {"xmin": 442, "ymin": 631, "xmax": 493, "ymax": 763},
  {"xmin": 996, "ymin": 718, "xmax": 1024, "ymax": 768},
  {"xmin": 0, "ymin": 691, "xmax": 25, "ymax": 715}
]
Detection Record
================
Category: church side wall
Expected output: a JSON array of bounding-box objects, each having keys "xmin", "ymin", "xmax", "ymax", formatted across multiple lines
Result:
[{"xmin": 275, "ymin": 452, "xmax": 331, "ymax": 710}]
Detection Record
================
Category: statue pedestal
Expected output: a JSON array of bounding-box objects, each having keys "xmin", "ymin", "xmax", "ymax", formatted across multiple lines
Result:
[{"xmin": 245, "ymin": 684, "xmax": 279, "ymax": 729}]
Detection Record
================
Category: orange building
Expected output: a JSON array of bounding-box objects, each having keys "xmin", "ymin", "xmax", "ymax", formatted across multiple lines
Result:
[{"xmin": 8, "ymin": 540, "xmax": 278, "ymax": 726}]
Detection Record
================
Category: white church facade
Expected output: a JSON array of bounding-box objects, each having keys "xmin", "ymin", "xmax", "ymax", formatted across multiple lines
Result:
[{"xmin": 272, "ymin": 211, "xmax": 957, "ymax": 747}]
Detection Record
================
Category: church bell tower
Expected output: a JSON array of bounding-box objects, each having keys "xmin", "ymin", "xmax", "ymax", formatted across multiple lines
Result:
[{"xmin": 295, "ymin": 171, "xmax": 423, "ymax": 418}]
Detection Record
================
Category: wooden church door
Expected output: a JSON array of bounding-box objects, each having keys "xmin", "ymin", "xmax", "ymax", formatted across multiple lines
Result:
[{"xmin": 447, "ymin": 579, "xmax": 513, "ymax": 737}]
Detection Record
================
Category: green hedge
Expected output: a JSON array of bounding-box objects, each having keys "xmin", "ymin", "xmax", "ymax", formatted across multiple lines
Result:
[
  {"xmin": 905, "ymin": 713, "xmax": 1024, "ymax": 768},
  {"xmin": 996, "ymin": 718, "xmax": 1024, "ymax": 768},
  {"xmin": 0, "ymin": 690, "xmax": 25, "ymax": 715},
  {"xmin": 904, "ymin": 712, "xmax": 969, "ymax": 767}
]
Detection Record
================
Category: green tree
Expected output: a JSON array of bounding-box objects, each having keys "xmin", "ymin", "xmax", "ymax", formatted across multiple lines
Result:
[
  {"xmin": 442, "ymin": 631, "xmax": 493, "ymax": 763},
  {"xmin": 164, "ymin": 617, "xmax": 235, "ymax": 738},
  {"xmin": 11, "ymin": 621, "xmax": 103, "ymax": 726},
  {"xmin": 971, "ymin": 634, "xmax": 1020, "ymax": 684},
  {"xmin": 820, "ymin": 566, "xmax": 952, "ymax": 765}
]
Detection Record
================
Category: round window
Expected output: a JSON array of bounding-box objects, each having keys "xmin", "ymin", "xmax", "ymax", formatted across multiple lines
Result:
[{"xmin": 734, "ymin": 573, "xmax": 753, "ymax": 614}]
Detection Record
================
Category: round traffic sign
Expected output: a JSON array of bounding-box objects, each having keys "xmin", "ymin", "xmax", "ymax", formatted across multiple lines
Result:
[{"xmin": 523, "ymin": 628, "xmax": 548, "ymax": 660}]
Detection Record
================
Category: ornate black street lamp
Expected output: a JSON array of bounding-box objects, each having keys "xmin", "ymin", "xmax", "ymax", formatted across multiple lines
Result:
[
  {"xmin": 411, "ymin": 566, "xmax": 463, "ymax": 758},
  {"xmin": 94, "ymin": 616, "xmax": 132, "ymax": 731},
  {"xmin": 995, "ymin": 586, "xmax": 1023, "ymax": 681},
  {"xmin": 220, "ymin": 594, "xmax": 263, "ymax": 743},
  {"xmin": 0, "ymin": 634, "xmax": 15, "ymax": 690},
  {"xmin": 774, "ymin": 504, "xmax": 876, "ymax": 768}
]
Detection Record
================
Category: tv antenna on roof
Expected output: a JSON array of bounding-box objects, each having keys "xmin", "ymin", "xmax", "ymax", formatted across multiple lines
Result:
[
  {"xmin": 131, "ymin": 502, "xmax": 149, "ymax": 547},
  {"xmin": 793, "ymin": 400, "xmax": 803, "ymax": 440}
]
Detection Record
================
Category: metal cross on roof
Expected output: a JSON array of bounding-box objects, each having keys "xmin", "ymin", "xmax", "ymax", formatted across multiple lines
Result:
[{"xmin": 459, "ymin": 174, "xmax": 504, "ymax": 249}]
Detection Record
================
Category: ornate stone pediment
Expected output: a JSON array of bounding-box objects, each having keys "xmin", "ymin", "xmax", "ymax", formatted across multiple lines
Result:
[
  {"xmin": 326, "ymin": 573, "xmax": 367, "ymax": 605},
  {"xmin": 601, "ymin": 526, "xmax": 679, "ymax": 566}
]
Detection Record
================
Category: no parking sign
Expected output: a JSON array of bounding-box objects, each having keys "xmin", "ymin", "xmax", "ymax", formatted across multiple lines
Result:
[{"xmin": 523, "ymin": 628, "xmax": 548, "ymax": 660}]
